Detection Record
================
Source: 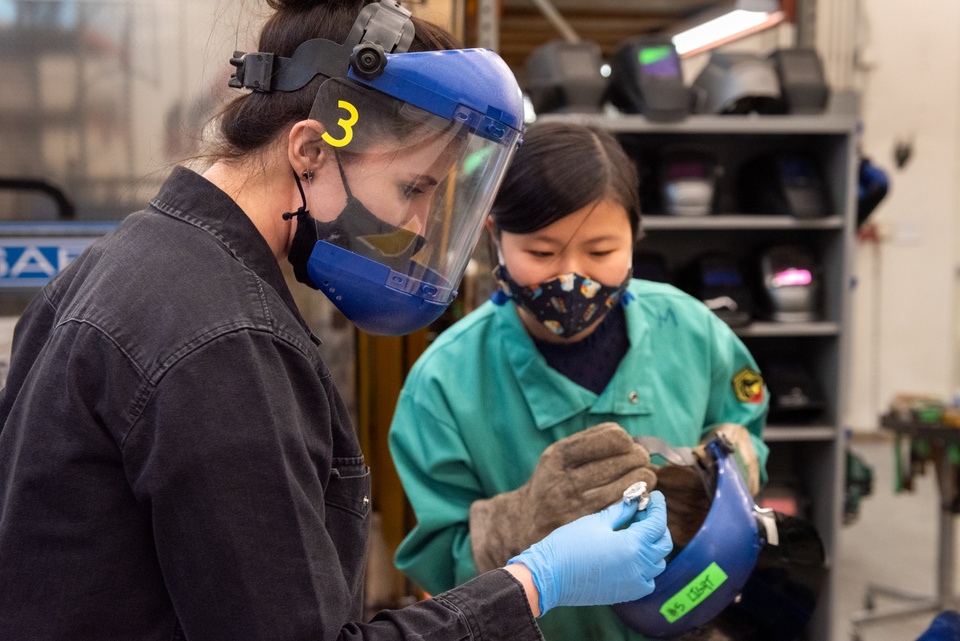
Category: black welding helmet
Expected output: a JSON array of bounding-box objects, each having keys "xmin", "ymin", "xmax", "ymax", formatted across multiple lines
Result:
[
  {"xmin": 762, "ymin": 358, "xmax": 827, "ymax": 424},
  {"xmin": 678, "ymin": 252, "xmax": 753, "ymax": 328},
  {"xmin": 700, "ymin": 511, "xmax": 827, "ymax": 641},
  {"xmin": 524, "ymin": 40, "xmax": 609, "ymax": 114},
  {"xmin": 738, "ymin": 151, "xmax": 831, "ymax": 219},
  {"xmin": 658, "ymin": 146, "xmax": 720, "ymax": 216}
]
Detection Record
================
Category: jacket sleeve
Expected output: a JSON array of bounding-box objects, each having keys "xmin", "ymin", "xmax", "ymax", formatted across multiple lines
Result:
[
  {"xmin": 345, "ymin": 570, "xmax": 544, "ymax": 641},
  {"xmin": 703, "ymin": 313, "xmax": 770, "ymax": 483},
  {"xmin": 389, "ymin": 376, "xmax": 487, "ymax": 596},
  {"xmin": 122, "ymin": 329, "xmax": 540, "ymax": 641}
]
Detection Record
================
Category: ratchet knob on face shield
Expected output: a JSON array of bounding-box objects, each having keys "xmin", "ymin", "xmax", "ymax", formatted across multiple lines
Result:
[{"xmin": 350, "ymin": 43, "xmax": 387, "ymax": 79}]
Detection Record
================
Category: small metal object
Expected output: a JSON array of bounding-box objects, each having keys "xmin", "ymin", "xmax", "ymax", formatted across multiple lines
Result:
[{"xmin": 622, "ymin": 481, "xmax": 650, "ymax": 510}]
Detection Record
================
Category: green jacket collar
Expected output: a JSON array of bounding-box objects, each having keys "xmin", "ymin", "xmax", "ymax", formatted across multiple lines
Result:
[{"xmin": 495, "ymin": 295, "xmax": 654, "ymax": 431}]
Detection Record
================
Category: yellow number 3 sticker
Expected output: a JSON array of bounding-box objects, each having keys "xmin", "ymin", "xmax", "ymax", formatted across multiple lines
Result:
[{"xmin": 321, "ymin": 100, "xmax": 359, "ymax": 148}]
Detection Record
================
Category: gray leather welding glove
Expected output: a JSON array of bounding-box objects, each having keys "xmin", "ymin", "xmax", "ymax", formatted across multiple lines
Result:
[
  {"xmin": 655, "ymin": 423, "xmax": 760, "ymax": 549},
  {"xmin": 470, "ymin": 422, "xmax": 658, "ymax": 574},
  {"xmin": 696, "ymin": 423, "xmax": 760, "ymax": 495}
]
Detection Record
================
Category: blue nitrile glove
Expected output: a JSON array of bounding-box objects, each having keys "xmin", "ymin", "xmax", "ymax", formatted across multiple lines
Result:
[{"xmin": 507, "ymin": 490, "xmax": 672, "ymax": 616}]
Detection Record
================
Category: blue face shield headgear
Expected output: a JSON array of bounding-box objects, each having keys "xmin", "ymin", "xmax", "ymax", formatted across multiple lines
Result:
[
  {"xmin": 617, "ymin": 436, "xmax": 826, "ymax": 639},
  {"xmin": 229, "ymin": 0, "xmax": 524, "ymax": 335}
]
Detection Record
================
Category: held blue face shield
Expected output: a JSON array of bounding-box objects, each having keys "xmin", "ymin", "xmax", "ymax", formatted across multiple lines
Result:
[
  {"xmin": 229, "ymin": 1, "xmax": 524, "ymax": 335},
  {"xmin": 612, "ymin": 437, "xmax": 767, "ymax": 638}
]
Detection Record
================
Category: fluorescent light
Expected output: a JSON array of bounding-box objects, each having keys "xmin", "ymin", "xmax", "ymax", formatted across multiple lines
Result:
[{"xmin": 672, "ymin": 8, "xmax": 785, "ymax": 57}]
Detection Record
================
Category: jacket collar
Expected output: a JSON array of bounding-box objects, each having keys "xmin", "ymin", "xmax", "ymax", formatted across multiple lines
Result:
[
  {"xmin": 149, "ymin": 166, "xmax": 312, "ymax": 338},
  {"xmin": 496, "ymin": 290, "xmax": 654, "ymax": 431}
]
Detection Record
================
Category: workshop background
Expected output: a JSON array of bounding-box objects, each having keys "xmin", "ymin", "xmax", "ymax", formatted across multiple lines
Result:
[
  {"xmin": 1, "ymin": 1, "xmax": 959, "ymax": 640},
  {"xmin": 3, "ymin": 0, "xmax": 954, "ymax": 443}
]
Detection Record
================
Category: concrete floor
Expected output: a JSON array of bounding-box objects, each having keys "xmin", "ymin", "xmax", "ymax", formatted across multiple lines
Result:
[{"xmin": 833, "ymin": 435, "xmax": 960, "ymax": 641}]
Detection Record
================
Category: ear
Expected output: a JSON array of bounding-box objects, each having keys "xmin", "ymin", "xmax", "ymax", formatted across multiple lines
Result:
[
  {"xmin": 484, "ymin": 216, "xmax": 501, "ymax": 246},
  {"xmin": 288, "ymin": 120, "xmax": 327, "ymax": 175},
  {"xmin": 484, "ymin": 217, "xmax": 504, "ymax": 264}
]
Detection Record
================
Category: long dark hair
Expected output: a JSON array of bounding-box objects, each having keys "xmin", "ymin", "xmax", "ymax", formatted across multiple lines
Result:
[
  {"xmin": 211, "ymin": 0, "xmax": 460, "ymax": 161},
  {"xmin": 490, "ymin": 121, "xmax": 642, "ymax": 240}
]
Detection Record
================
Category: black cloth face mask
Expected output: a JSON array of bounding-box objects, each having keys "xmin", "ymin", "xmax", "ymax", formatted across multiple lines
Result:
[{"xmin": 286, "ymin": 154, "xmax": 427, "ymax": 288}]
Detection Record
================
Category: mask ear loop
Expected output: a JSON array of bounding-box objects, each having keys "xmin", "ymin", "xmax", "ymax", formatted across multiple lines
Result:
[
  {"xmin": 282, "ymin": 169, "xmax": 311, "ymax": 221},
  {"xmin": 494, "ymin": 240, "xmax": 506, "ymax": 266},
  {"xmin": 489, "ymin": 236, "xmax": 512, "ymax": 306},
  {"xmin": 332, "ymin": 149, "xmax": 357, "ymax": 202}
]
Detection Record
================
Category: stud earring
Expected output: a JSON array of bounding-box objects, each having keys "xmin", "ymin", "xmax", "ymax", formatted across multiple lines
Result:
[{"xmin": 302, "ymin": 169, "xmax": 314, "ymax": 180}]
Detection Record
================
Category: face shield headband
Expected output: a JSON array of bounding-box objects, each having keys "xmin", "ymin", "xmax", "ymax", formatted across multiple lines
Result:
[{"xmin": 229, "ymin": 0, "xmax": 416, "ymax": 94}]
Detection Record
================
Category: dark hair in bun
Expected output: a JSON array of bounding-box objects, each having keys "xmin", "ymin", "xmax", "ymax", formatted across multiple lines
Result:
[
  {"xmin": 213, "ymin": 0, "xmax": 460, "ymax": 159},
  {"xmin": 265, "ymin": 0, "xmax": 360, "ymax": 11}
]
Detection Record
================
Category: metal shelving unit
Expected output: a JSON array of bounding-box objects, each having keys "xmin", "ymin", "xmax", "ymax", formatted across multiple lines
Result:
[
  {"xmin": 643, "ymin": 214, "xmax": 845, "ymax": 231},
  {"xmin": 539, "ymin": 110, "xmax": 859, "ymax": 641}
]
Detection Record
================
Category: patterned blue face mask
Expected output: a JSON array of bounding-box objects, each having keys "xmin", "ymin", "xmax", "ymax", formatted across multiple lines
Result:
[{"xmin": 494, "ymin": 264, "xmax": 631, "ymax": 337}]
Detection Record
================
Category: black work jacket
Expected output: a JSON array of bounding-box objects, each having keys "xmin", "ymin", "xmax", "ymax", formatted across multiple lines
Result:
[{"xmin": 0, "ymin": 167, "xmax": 542, "ymax": 641}]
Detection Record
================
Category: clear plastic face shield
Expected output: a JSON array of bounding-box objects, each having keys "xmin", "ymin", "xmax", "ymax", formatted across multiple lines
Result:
[
  {"xmin": 228, "ymin": 0, "xmax": 524, "ymax": 335},
  {"xmin": 300, "ymin": 77, "xmax": 520, "ymax": 334}
]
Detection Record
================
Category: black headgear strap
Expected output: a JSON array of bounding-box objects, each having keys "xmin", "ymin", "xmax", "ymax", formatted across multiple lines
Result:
[{"xmin": 229, "ymin": 0, "xmax": 415, "ymax": 92}]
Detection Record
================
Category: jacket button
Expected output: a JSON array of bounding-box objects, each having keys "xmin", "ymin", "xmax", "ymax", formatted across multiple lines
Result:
[{"xmin": 629, "ymin": 391, "xmax": 639, "ymax": 404}]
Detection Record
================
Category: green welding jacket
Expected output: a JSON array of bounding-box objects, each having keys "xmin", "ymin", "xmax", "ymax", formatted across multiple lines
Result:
[{"xmin": 389, "ymin": 279, "xmax": 769, "ymax": 641}]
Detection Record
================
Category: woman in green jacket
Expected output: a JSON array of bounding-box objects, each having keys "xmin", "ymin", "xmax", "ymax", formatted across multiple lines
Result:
[{"xmin": 389, "ymin": 121, "xmax": 769, "ymax": 641}]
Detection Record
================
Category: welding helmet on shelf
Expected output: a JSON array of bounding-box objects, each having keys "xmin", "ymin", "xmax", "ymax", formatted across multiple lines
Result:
[
  {"xmin": 690, "ymin": 52, "xmax": 785, "ymax": 115},
  {"xmin": 229, "ymin": 0, "xmax": 524, "ymax": 335},
  {"xmin": 677, "ymin": 252, "xmax": 754, "ymax": 328},
  {"xmin": 756, "ymin": 245, "xmax": 822, "ymax": 323}
]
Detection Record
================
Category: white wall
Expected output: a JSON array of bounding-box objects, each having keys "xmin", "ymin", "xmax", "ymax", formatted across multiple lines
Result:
[{"xmin": 842, "ymin": 0, "xmax": 960, "ymax": 429}]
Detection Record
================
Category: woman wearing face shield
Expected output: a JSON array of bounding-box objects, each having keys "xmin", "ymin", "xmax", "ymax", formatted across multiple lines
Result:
[
  {"xmin": 389, "ymin": 121, "xmax": 770, "ymax": 641},
  {"xmin": 0, "ymin": 2, "xmax": 672, "ymax": 640}
]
